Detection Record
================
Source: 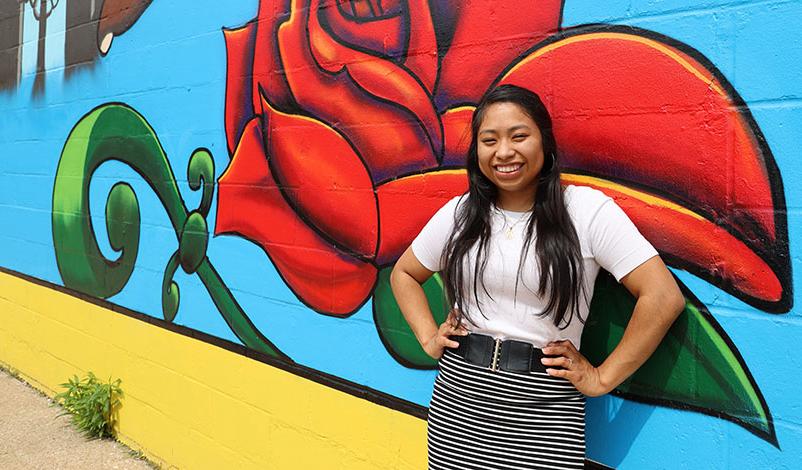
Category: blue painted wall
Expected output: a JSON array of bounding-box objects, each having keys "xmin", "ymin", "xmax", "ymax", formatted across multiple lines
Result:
[{"xmin": 1, "ymin": 1, "xmax": 800, "ymax": 467}]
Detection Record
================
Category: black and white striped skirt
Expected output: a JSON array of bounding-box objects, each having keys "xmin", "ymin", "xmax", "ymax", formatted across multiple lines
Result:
[{"xmin": 427, "ymin": 349, "xmax": 586, "ymax": 470}]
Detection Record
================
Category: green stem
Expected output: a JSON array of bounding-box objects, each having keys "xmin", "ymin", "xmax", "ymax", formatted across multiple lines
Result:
[
  {"xmin": 196, "ymin": 261, "xmax": 286, "ymax": 358},
  {"xmin": 53, "ymin": 103, "xmax": 285, "ymax": 359}
]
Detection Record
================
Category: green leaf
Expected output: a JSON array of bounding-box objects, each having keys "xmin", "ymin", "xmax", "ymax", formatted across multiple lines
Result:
[
  {"xmin": 373, "ymin": 266, "xmax": 448, "ymax": 368},
  {"xmin": 581, "ymin": 272, "xmax": 776, "ymax": 445}
]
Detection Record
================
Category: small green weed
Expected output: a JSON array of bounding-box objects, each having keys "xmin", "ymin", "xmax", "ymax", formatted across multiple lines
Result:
[{"xmin": 53, "ymin": 372, "xmax": 123, "ymax": 439}]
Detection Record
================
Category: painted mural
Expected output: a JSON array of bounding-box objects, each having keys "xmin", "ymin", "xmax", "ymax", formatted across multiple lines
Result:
[{"xmin": 2, "ymin": 0, "xmax": 801, "ymax": 468}]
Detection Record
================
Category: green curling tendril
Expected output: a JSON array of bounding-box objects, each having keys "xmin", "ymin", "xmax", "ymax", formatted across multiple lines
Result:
[
  {"xmin": 162, "ymin": 252, "xmax": 181, "ymax": 323},
  {"xmin": 187, "ymin": 148, "xmax": 214, "ymax": 217},
  {"xmin": 53, "ymin": 103, "xmax": 285, "ymax": 359}
]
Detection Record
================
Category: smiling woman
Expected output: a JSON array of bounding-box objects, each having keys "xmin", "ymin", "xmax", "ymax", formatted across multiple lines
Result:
[
  {"xmin": 477, "ymin": 102, "xmax": 546, "ymax": 212},
  {"xmin": 391, "ymin": 85, "xmax": 686, "ymax": 469}
]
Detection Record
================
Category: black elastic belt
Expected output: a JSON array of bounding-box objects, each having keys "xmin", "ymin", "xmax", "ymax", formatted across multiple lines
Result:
[{"xmin": 450, "ymin": 333, "xmax": 551, "ymax": 373}]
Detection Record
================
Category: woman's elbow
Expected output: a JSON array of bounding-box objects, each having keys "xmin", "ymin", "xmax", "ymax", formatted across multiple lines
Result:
[
  {"xmin": 390, "ymin": 264, "xmax": 403, "ymax": 290},
  {"xmin": 390, "ymin": 263, "xmax": 412, "ymax": 293},
  {"xmin": 666, "ymin": 283, "xmax": 686, "ymax": 318}
]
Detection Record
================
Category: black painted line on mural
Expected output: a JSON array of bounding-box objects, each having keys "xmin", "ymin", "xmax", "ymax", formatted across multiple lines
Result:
[{"xmin": 0, "ymin": 265, "xmax": 427, "ymax": 420}]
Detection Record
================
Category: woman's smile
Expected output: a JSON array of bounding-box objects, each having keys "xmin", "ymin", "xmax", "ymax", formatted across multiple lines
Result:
[{"xmin": 493, "ymin": 162, "xmax": 526, "ymax": 177}]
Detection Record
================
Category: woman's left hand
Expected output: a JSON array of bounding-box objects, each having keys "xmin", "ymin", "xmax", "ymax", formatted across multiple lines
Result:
[{"xmin": 541, "ymin": 340, "xmax": 609, "ymax": 397}]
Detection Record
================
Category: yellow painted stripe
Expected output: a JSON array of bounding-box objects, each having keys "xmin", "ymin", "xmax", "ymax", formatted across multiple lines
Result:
[
  {"xmin": 504, "ymin": 32, "xmax": 725, "ymax": 97},
  {"xmin": 0, "ymin": 271, "xmax": 426, "ymax": 470},
  {"xmin": 562, "ymin": 173, "xmax": 707, "ymax": 222},
  {"xmin": 391, "ymin": 168, "xmax": 468, "ymax": 184},
  {"xmin": 442, "ymin": 105, "xmax": 476, "ymax": 114}
]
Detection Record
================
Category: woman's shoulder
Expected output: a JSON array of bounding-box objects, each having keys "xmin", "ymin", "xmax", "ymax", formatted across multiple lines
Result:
[
  {"xmin": 563, "ymin": 184, "xmax": 614, "ymax": 228},
  {"xmin": 425, "ymin": 193, "xmax": 468, "ymax": 225},
  {"xmin": 441, "ymin": 193, "xmax": 470, "ymax": 214},
  {"xmin": 564, "ymin": 184, "xmax": 612, "ymax": 210}
]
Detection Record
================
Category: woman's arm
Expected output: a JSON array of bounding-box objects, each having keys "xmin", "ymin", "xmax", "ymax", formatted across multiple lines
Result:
[
  {"xmin": 390, "ymin": 247, "xmax": 466, "ymax": 359},
  {"xmin": 542, "ymin": 256, "xmax": 685, "ymax": 396}
]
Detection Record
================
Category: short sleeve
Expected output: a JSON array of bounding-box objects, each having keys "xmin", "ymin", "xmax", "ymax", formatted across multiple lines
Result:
[
  {"xmin": 410, "ymin": 197, "xmax": 461, "ymax": 272},
  {"xmin": 589, "ymin": 198, "xmax": 659, "ymax": 282}
]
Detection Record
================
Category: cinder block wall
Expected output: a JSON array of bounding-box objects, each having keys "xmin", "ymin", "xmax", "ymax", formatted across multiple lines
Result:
[{"xmin": 1, "ymin": 1, "xmax": 800, "ymax": 468}]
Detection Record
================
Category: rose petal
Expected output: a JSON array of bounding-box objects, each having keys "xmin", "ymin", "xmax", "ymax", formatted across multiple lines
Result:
[
  {"xmin": 277, "ymin": 0, "xmax": 441, "ymax": 183},
  {"xmin": 500, "ymin": 28, "xmax": 789, "ymax": 309},
  {"xmin": 318, "ymin": 1, "xmax": 406, "ymax": 59},
  {"xmin": 375, "ymin": 169, "xmax": 468, "ymax": 265},
  {"xmin": 441, "ymin": 106, "xmax": 474, "ymax": 166},
  {"xmin": 251, "ymin": 0, "xmax": 296, "ymax": 114},
  {"xmin": 403, "ymin": 0, "xmax": 439, "ymax": 92},
  {"xmin": 216, "ymin": 117, "xmax": 377, "ymax": 315},
  {"xmin": 320, "ymin": 0, "xmax": 438, "ymax": 91},
  {"xmin": 223, "ymin": 22, "xmax": 257, "ymax": 155},
  {"xmin": 260, "ymin": 92, "xmax": 379, "ymax": 258},
  {"xmin": 563, "ymin": 174, "xmax": 787, "ymax": 310},
  {"xmin": 501, "ymin": 29, "xmax": 777, "ymax": 240},
  {"xmin": 433, "ymin": 0, "xmax": 562, "ymax": 109}
]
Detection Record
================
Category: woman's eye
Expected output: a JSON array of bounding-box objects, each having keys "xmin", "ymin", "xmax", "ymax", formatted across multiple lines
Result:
[
  {"xmin": 482, "ymin": 139, "xmax": 497, "ymax": 145},
  {"xmin": 513, "ymin": 134, "xmax": 528, "ymax": 141}
]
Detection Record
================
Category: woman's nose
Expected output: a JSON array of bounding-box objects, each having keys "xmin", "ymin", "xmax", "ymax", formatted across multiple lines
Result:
[{"xmin": 495, "ymin": 139, "xmax": 515, "ymax": 158}]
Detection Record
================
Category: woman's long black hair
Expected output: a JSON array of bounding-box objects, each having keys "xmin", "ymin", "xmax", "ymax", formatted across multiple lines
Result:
[{"xmin": 441, "ymin": 84, "xmax": 585, "ymax": 329}]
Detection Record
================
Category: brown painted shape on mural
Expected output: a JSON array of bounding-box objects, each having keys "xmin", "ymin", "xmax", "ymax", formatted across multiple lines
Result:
[{"xmin": 98, "ymin": 0, "xmax": 154, "ymax": 55}]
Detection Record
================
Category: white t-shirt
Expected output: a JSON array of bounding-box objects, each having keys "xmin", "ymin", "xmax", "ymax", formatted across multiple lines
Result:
[{"xmin": 410, "ymin": 185, "xmax": 658, "ymax": 349}]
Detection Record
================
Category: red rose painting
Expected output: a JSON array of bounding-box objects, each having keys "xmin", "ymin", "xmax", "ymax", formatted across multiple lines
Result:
[{"xmin": 217, "ymin": 0, "xmax": 790, "ymax": 318}]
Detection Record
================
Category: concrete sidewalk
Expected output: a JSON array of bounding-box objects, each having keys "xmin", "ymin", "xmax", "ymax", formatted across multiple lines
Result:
[{"xmin": 0, "ymin": 368, "xmax": 155, "ymax": 470}]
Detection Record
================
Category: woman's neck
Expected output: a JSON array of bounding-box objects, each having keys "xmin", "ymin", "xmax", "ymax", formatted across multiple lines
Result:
[{"xmin": 496, "ymin": 190, "xmax": 536, "ymax": 212}]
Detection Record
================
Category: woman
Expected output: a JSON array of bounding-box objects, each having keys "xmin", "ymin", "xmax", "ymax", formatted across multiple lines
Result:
[{"xmin": 390, "ymin": 85, "xmax": 685, "ymax": 469}]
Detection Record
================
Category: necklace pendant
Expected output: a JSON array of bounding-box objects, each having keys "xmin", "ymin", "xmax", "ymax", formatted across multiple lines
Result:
[{"xmin": 505, "ymin": 227, "xmax": 514, "ymax": 239}]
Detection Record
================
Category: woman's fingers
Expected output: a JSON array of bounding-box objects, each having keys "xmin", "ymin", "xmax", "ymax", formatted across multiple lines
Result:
[
  {"xmin": 541, "ymin": 356, "xmax": 573, "ymax": 368},
  {"xmin": 434, "ymin": 335, "xmax": 458, "ymax": 349},
  {"xmin": 439, "ymin": 320, "xmax": 467, "ymax": 336},
  {"xmin": 544, "ymin": 367, "xmax": 574, "ymax": 379},
  {"xmin": 543, "ymin": 340, "xmax": 583, "ymax": 381}
]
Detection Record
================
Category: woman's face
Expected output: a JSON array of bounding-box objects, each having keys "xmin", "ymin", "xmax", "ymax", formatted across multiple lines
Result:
[{"xmin": 476, "ymin": 102, "xmax": 545, "ymax": 207}]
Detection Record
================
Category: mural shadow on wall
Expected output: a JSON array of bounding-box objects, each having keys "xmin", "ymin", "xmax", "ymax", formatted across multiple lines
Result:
[{"xmin": 587, "ymin": 396, "xmax": 657, "ymax": 467}]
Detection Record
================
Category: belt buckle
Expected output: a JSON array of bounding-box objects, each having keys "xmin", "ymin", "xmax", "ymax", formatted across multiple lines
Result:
[{"xmin": 489, "ymin": 338, "xmax": 502, "ymax": 372}]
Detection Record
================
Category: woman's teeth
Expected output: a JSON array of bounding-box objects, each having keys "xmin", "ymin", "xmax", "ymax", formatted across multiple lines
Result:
[{"xmin": 495, "ymin": 163, "xmax": 523, "ymax": 173}]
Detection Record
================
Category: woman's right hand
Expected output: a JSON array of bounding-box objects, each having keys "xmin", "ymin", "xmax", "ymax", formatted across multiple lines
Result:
[{"xmin": 422, "ymin": 310, "xmax": 468, "ymax": 359}]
